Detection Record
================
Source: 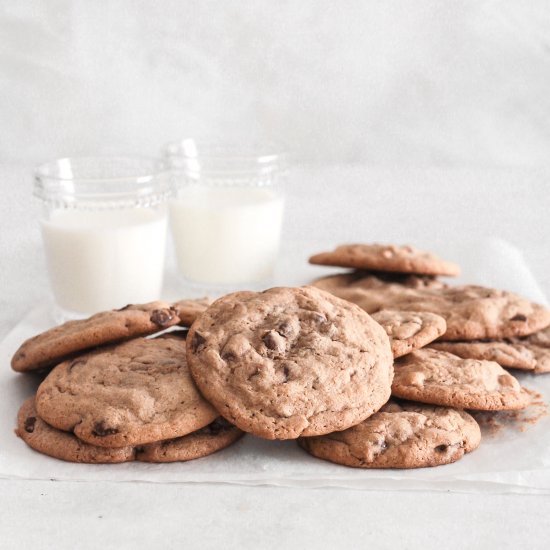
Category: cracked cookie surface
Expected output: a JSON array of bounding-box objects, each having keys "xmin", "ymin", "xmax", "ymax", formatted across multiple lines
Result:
[
  {"xmin": 35, "ymin": 335, "xmax": 218, "ymax": 447},
  {"xmin": 11, "ymin": 301, "xmax": 181, "ymax": 372},
  {"xmin": 309, "ymin": 243, "xmax": 460, "ymax": 276},
  {"xmin": 187, "ymin": 286, "xmax": 394, "ymax": 439},
  {"xmin": 299, "ymin": 400, "xmax": 480, "ymax": 468},
  {"xmin": 392, "ymin": 348, "xmax": 530, "ymax": 410},
  {"xmin": 17, "ymin": 397, "xmax": 242, "ymax": 463},
  {"xmin": 372, "ymin": 310, "xmax": 447, "ymax": 358}
]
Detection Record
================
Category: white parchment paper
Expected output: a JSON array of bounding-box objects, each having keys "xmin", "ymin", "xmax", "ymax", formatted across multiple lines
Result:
[{"xmin": 1, "ymin": 238, "xmax": 549, "ymax": 493}]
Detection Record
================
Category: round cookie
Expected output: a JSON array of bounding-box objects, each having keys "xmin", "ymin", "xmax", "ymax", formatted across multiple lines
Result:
[
  {"xmin": 372, "ymin": 310, "xmax": 447, "ymax": 358},
  {"xmin": 429, "ymin": 341, "xmax": 537, "ymax": 371},
  {"xmin": 309, "ymin": 244, "xmax": 460, "ymax": 277},
  {"xmin": 313, "ymin": 276, "xmax": 550, "ymax": 341},
  {"xmin": 17, "ymin": 397, "xmax": 243, "ymax": 464},
  {"xmin": 35, "ymin": 335, "xmax": 218, "ymax": 447},
  {"xmin": 431, "ymin": 327, "xmax": 550, "ymax": 374},
  {"xmin": 187, "ymin": 286, "xmax": 394, "ymax": 440},
  {"xmin": 392, "ymin": 348, "xmax": 530, "ymax": 410},
  {"xmin": 11, "ymin": 301, "xmax": 181, "ymax": 373},
  {"xmin": 312, "ymin": 273, "xmax": 447, "ymax": 313},
  {"xmin": 407, "ymin": 286, "xmax": 550, "ymax": 341},
  {"xmin": 298, "ymin": 400, "xmax": 480, "ymax": 469}
]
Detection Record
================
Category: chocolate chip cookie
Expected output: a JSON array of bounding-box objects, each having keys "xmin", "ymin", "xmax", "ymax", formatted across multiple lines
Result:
[
  {"xmin": 187, "ymin": 286, "xmax": 394, "ymax": 440},
  {"xmin": 392, "ymin": 349, "xmax": 530, "ymax": 410},
  {"xmin": 309, "ymin": 244, "xmax": 460, "ymax": 277},
  {"xmin": 313, "ymin": 276, "xmax": 550, "ymax": 341},
  {"xmin": 298, "ymin": 400, "xmax": 480, "ymax": 468},
  {"xmin": 11, "ymin": 301, "xmax": 181, "ymax": 373},
  {"xmin": 431, "ymin": 326, "xmax": 550, "ymax": 374},
  {"xmin": 17, "ymin": 397, "xmax": 243, "ymax": 463},
  {"xmin": 372, "ymin": 310, "xmax": 447, "ymax": 358},
  {"xmin": 312, "ymin": 272, "xmax": 447, "ymax": 313},
  {"xmin": 430, "ymin": 341, "xmax": 537, "ymax": 371},
  {"xmin": 35, "ymin": 335, "xmax": 218, "ymax": 447}
]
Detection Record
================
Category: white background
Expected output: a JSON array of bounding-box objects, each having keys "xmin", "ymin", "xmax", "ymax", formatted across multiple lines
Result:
[{"xmin": 1, "ymin": 0, "xmax": 550, "ymax": 167}]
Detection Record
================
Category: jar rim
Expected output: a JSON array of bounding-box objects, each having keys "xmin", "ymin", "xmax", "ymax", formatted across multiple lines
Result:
[
  {"xmin": 34, "ymin": 156, "xmax": 172, "ymax": 207},
  {"xmin": 35, "ymin": 156, "xmax": 170, "ymax": 183},
  {"xmin": 161, "ymin": 139, "xmax": 287, "ymax": 174}
]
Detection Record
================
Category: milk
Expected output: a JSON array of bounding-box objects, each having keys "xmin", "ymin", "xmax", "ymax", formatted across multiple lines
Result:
[
  {"xmin": 42, "ymin": 208, "xmax": 167, "ymax": 314},
  {"xmin": 169, "ymin": 186, "xmax": 284, "ymax": 285}
]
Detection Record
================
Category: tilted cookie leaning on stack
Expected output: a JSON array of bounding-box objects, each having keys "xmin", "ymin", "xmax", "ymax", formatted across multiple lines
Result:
[
  {"xmin": 186, "ymin": 286, "xmax": 394, "ymax": 439},
  {"xmin": 300, "ymin": 242, "xmax": 550, "ymax": 468}
]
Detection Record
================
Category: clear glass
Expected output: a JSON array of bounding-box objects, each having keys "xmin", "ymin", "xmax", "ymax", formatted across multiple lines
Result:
[
  {"xmin": 163, "ymin": 139, "xmax": 286, "ymax": 289},
  {"xmin": 34, "ymin": 157, "xmax": 171, "ymax": 319}
]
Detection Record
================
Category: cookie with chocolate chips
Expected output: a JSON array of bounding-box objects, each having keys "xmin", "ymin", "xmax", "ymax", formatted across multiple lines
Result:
[
  {"xmin": 431, "ymin": 325, "xmax": 550, "ymax": 374},
  {"xmin": 309, "ymin": 243, "xmax": 460, "ymax": 277},
  {"xmin": 429, "ymin": 340, "xmax": 538, "ymax": 371},
  {"xmin": 392, "ymin": 348, "xmax": 530, "ymax": 410},
  {"xmin": 311, "ymin": 272, "xmax": 447, "ymax": 314},
  {"xmin": 298, "ymin": 400, "xmax": 480, "ymax": 468},
  {"xmin": 187, "ymin": 286, "xmax": 394, "ymax": 440},
  {"xmin": 35, "ymin": 335, "xmax": 218, "ymax": 447},
  {"xmin": 372, "ymin": 310, "xmax": 447, "ymax": 358},
  {"xmin": 11, "ymin": 301, "xmax": 181, "ymax": 373},
  {"xmin": 313, "ymin": 275, "xmax": 550, "ymax": 341},
  {"xmin": 17, "ymin": 397, "xmax": 243, "ymax": 463}
]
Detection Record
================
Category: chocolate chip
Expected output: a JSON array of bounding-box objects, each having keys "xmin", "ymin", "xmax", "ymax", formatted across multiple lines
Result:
[
  {"xmin": 510, "ymin": 314, "xmax": 527, "ymax": 322},
  {"xmin": 204, "ymin": 418, "xmax": 231, "ymax": 435},
  {"xmin": 435, "ymin": 444, "xmax": 448, "ymax": 453},
  {"xmin": 24, "ymin": 416, "xmax": 36, "ymax": 433},
  {"xmin": 92, "ymin": 421, "xmax": 119, "ymax": 437},
  {"xmin": 150, "ymin": 308, "xmax": 175, "ymax": 327},
  {"xmin": 262, "ymin": 331, "xmax": 279, "ymax": 350},
  {"xmin": 276, "ymin": 321, "xmax": 294, "ymax": 338},
  {"xmin": 283, "ymin": 365, "xmax": 290, "ymax": 382},
  {"xmin": 221, "ymin": 350, "xmax": 237, "ymax": 362},
  {"xmin": 191, "ymin": 331, "xmax": 206, "ymax": 352}
]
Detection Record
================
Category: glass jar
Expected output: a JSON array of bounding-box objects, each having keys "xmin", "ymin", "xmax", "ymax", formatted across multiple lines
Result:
[
  {"xmin": 34, "ymin": 157, "xmax": 171, "ymax": 318},
  {"xmin": 163, "ymin": 139, "xmax": 286, "ymax": 288}
]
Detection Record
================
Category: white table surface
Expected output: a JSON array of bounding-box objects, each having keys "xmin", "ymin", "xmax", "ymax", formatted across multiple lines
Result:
[{"xmin": 1, "ymin": 165, "xmax": 550, "ymax": 549}]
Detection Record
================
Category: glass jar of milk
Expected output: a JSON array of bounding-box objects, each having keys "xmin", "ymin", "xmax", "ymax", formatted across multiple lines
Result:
[
  {"xmin": 163, "ymin": 140, "xmax": 286, "ymax": 287},
  {"xmin": 34, "ymin": 157, "xmax": 171, "ymax": 318}
]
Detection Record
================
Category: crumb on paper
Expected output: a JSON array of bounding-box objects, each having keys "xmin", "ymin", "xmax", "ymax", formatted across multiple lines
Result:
[{"xmin": 472, "ymin": 388, "xmax": 548, "ymax": 437}]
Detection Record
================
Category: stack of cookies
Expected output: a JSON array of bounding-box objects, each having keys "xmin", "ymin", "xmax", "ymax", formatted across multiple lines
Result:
[
  {"xmin": 11, "ymin": 243, "xmax": 550, "ymax": 470},
  {"xmin": 302, "ymin": 243, "xmax": 550, "ymax": 467},
  {"xmin": 12, "ymin": 300, "xmax": 245, "ymax": 464}
]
